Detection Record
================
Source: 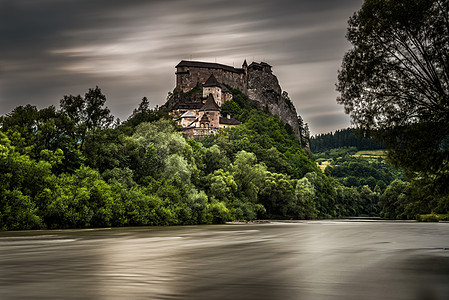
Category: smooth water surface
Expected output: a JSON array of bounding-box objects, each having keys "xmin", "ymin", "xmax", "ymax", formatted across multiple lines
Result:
[{"xmin": 1, "ymin": 220, "xmax": 448, "ymax": 299}]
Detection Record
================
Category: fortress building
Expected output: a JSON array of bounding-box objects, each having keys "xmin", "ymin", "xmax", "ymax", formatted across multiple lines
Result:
[
  {"xmin": 170, "ymin": 59, "xmax": 303, "ymax": 142},
  {"xmin": 170, "ymin": 71, "xmax": 241, "ymax": 139},
  {"xmin": 175, "ymin": 60, "xmax": 249, "ymax": 94}
]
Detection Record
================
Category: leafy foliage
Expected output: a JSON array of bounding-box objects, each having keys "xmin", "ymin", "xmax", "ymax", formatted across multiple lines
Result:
[
  {"xmin": 1, "ymin": 83, "xmax": 419, "ymax": 230},
  {"xmin": 337, "ymin": 0, "xmax": 449, "ymax": 201}
]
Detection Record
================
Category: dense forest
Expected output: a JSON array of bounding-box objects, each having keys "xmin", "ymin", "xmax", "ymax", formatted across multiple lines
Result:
[
  {"xmin": 310, "ymin": 128, "xmax": 384, "ymax": 152},
  {"xmin": 0, "ymin": 86, "xmax": 384, "ymax": 230},
  {"xmin": 1, "ymin": 86, "xmax": 446, "ymax": 230}
]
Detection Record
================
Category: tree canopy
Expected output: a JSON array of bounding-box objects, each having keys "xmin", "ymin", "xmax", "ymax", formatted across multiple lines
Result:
[{"xmin": 336, "ymin": 0, "xmax": 449, "ymax": 195}]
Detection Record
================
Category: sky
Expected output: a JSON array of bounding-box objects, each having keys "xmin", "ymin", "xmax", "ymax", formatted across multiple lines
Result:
[{"xmin": 0, "ymin": 0, "xmax": 364, "ymax": 135}]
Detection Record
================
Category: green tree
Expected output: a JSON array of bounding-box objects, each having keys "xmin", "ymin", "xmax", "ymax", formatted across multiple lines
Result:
[
  {"xmin": 231, "ymin": 150, "xmax": 266, "ymax": 203},
  {"xmin": 294, "ymin": 176, "xmax": 318, "ymax": 219},
  {"xmin": 259, "ymin": 172, "xmax": 296, "ymax": 218},
  {"xmin": 336, "ymin": 0, "xmax": 449, "ymax": 196},
  {"xmin": 220, "ymin": 100, "xmax": 242, "ymax": 118},
  {"xmin": 207, "ymin": 169, "xmax": 237, "ymax": 202},
  {"xmin": 60, "ymin": 86, "xmax": 114, "ymax": 149},
  {"xmin": 132, "ymin": 119, "xmax": 186, "ymax": 181},
  {"xmin": 379, "ymin": 179, "xmax": 421, "ymax": 219}
]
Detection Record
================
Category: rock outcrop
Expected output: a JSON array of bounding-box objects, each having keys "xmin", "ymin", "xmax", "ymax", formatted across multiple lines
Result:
[{"xmin": 246, "ymin": 62, "xmax": 302, "ymax": 140}]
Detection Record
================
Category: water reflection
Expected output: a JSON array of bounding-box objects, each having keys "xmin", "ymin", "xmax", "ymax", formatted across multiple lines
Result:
[{"xmin": 0, "ymin": 221, "xmax": 448, "ymax": 299}]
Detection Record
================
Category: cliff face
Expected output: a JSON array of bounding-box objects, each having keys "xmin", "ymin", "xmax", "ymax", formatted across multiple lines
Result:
[{"xmin": 247, "ymin": 66, "xmax": 302, "ymax": 141}]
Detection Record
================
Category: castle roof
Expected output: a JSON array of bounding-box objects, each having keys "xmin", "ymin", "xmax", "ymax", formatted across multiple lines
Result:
[
  {"xmin": 172, "ymin": 102, "xmax": 204, "ymax": 111},
  {"xmin": 176, "ymin": 60, "xmax": 244, "ymax": 74},
  {"xmin": 200, "ymin": 94, "xmax": 220, "ymax": 111},
  {"xmin": 248, "ymin": 61, "xmax": 272, "ymax": 70},
  {"xmin": 203, "ymin": 74, "xmax": 220, "ymax": 87},
  {"xmin": 180, "ymin": 111, "xmax": 196, "ymax": 118},
  {"xmin": 219, "ymin": 116, "xmax": 241, "ymax": 126},
  {"xmin": 221, "ymin": 85, "xmax": 230, "ymax": 93},
  {"xmin": 203, "ymin": 74, "xmax": 232, "ymax": 93}
]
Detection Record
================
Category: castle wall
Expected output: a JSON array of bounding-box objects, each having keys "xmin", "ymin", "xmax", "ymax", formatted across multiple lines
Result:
[{"xmin": 176, "ymin": 66, "xmax": 247, "ymax": 94}]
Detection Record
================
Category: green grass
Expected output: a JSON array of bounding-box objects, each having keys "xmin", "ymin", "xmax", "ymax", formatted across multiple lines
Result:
[
  {"xmin": 316, "ymin": 160, "xmax": 331, "ymax": 171},
  {"xmin": 353, "ymin": 150, "xmax": 387, "ymax": 158},
  {"xmin": 316, "ymin": 149, "xmax": 387, "ymax": 172}
]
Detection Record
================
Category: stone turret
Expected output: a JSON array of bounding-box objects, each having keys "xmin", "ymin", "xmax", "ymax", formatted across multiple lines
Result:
[
  {"xmin": 242, "ymin": 59, "xmax": 248, "ymax": 76},
  {"xmin": 203, "ymin": 74, "xmax": 223, "ymax": 106},
  {"xmin": 198, "ymin": 94, "xmax": 220, "ymax": 128}
]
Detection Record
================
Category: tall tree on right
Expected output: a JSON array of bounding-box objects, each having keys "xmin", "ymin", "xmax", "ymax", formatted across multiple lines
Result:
[{"xmin": 336, "ymin": 0, "xmax": 449, "ymax": 196}]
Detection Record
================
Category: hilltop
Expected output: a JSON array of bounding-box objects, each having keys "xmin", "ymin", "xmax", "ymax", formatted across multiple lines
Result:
[{"xmin": 166, "ymin": 60, "xmax": 309, "ymax": 146}]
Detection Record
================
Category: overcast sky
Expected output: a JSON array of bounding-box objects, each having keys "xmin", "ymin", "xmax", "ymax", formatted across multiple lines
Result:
[{"xmin": 1, "ymin": 0, "xmax": 363, "ymax": 135}]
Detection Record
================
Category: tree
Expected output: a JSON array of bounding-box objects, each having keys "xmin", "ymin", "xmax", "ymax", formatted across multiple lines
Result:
[
  {"xmin": 220, "ymin": 100, "xmax": 242, "ymax": 118},
  {"xmin": 294, "ymin": 176, "xmax": 318, "ymax": 219},
  {"xmin": 259, "ymin": 172, "xmax": 296, "ymax": 218},
  {"xmin": 60, "ymin": 86, "xmax": 114, "ymax": 149},
  {"xmin": 231, "ymin": 150, "xmax": 266, "ymax": 203},
  {"xmin": 336, "ymin": 0, "xmax": 449, "ymax": 194}
]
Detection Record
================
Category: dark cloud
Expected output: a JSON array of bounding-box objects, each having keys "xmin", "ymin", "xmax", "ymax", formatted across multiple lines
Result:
[{"xmin": 1, "ymin": 0, "xmax": 363, "ymax": 134}]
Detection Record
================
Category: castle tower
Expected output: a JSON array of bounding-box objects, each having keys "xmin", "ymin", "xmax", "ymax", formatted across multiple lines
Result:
[
  {"xmin": 198, "ymin": 94, "xmax": 220, "ymax": 128},
  {"xmin": 202, "ymin": 74, "xmax": 223, "ymax": 106},
  {"xmin": 242, "ymin": 59, "xmax": 248, "ymax": 76}
]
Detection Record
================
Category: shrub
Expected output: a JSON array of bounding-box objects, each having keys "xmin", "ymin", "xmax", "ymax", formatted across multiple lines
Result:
[{"xmin": 416, "ymin": 213, "xmax": 439, "ymax": 222}]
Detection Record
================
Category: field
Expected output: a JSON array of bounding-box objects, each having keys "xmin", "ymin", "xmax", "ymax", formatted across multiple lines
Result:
[
  {"xmin": 316, "ymin": 149, "xmax": 387, "ymax": 171},
  {"xmin": 316, "ymin": 160, "xmax": 331, "ymax": 171},
  {"xmin": 353, "ymin": 150, "xmax": 387, "ymax": 158},
  {"xmin": 353, "ymin": 150, "xmax": 387, "ymax": 162}
]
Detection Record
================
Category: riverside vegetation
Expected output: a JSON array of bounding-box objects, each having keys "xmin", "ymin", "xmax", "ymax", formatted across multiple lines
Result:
[
  {"xmin": 336, "ymin": 0, "xmax": 449, "ymax": 219},
  {"xmin": 2, "ymin": 86, "xmax": 446, "ymax": 230},
  {"xmin": 2, "ymin": 87, "xmax": 447, "ymax": 230},
  {"xmin": 0, "ymin": 86, "xmax": 402, "ymax": 230},
  {"xmin": 312, "ymin": 131, "xmax": 449, "ymax": 221}
]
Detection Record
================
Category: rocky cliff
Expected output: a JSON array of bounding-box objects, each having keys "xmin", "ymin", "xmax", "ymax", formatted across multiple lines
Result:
[{"xmin": 246, "ymin": 63, "xmax": 302, "ymax": 142}]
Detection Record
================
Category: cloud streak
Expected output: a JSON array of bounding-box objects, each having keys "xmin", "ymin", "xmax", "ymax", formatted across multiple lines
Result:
[{"xmin": 1, "ymin": 0, "xmax": 363, "ymax": 134}]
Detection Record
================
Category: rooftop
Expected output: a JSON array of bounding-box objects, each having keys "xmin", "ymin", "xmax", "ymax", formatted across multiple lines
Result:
[
  {"xmin": 176, "ymin": 60, "xmax": 244, "ymax": 74},
  {"xmin": 180, "ymin": 111, "xmax": 196, "ymax": 118},
  {"xmin": 248, "ymin": 62, "xmax": 272, "ymax": 70},
  {"xmin": 219, "ymin": 116, "xmax": 241, "ymax": 125},
  {"xmin": 200, "ymin": 94, "xmax": 220, "ymax": 111},
  {"xmin": 172, "ymin": 102, "xmax": 204, "ymax": 110},
  {"xmin": 203, "ymin": 74, "xmax": 220, "ymax": 87}
]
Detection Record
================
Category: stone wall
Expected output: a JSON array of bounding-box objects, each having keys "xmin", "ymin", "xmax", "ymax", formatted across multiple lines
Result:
[{"xmin": 176, "ymin": 61, "xmax": 247, "ymax": 93}]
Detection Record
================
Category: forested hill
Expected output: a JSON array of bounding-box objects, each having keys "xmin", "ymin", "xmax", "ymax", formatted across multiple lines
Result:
[
  {"xmin": 2, "ymin": 85, "xmax": 442, "ymax": 230},
  {"xmin": 310, "ymin": 128, "xmax": 384, "ymax": 153},
  {"xmin": 2, "ymin": 86, "xmax": 350, "ymax": 230}
]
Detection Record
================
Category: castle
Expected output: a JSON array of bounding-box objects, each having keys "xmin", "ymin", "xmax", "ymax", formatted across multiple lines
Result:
[
  {"xmin": 175, "ymin": 59, "xmax": 273, "ymax": 94},
  {"xmin": 170, "ymin": 59, "xmax": 302, "ymax": 141}
]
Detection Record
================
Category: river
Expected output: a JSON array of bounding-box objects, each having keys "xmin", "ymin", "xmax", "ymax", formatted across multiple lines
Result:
[{"xmin": 0, "ymin": 220, "xmax": 448, "ymax": 299}]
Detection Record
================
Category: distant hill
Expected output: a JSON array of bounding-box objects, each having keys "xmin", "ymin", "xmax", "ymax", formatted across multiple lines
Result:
[{"xmin": 310, "ymin": 128, "xmax": 384, "ymax": 153}]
